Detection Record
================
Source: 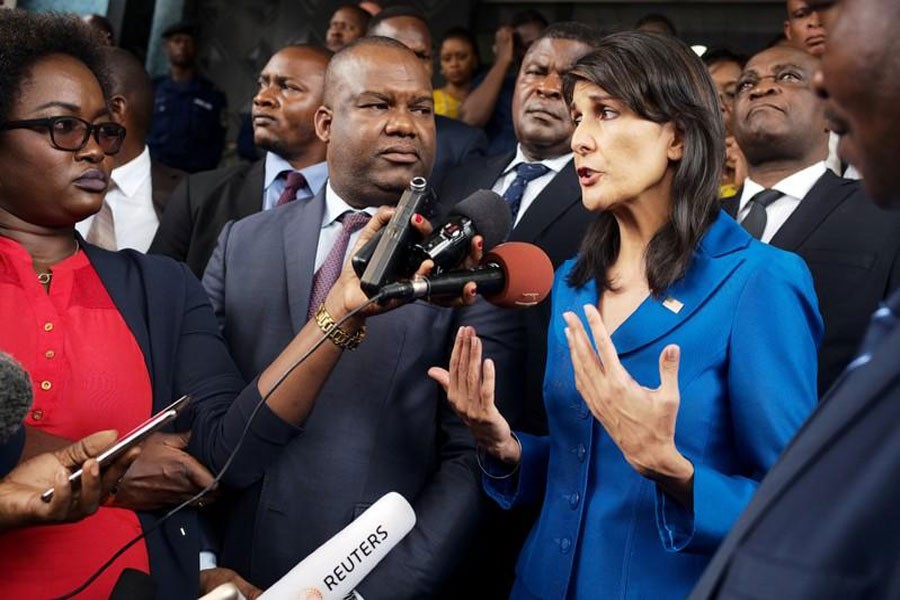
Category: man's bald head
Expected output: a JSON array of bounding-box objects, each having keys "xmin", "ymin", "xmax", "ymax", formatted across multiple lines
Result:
[
  {"xmin": 103, "ymin": 47, "xmax": 154, "ymax": 162},
  {"xmin": 323, "ymin": 36, "xmax": 423, "ymax": 106}
]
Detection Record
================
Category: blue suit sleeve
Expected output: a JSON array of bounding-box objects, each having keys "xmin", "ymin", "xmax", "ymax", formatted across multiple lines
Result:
[{"xmin": 656, "ymin": 251, "xmax": 823, "ymax": 553}]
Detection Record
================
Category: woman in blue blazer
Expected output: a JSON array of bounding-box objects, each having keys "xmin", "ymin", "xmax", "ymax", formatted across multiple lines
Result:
[{"xmin": 430, "ymin": 32, "xmax": 822, "ymax": 599}]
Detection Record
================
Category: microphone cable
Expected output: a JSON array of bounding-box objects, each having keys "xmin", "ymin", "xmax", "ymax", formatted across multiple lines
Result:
[{"xmin": 53, "ymin": 296, "xmax": 382, "ymax": 600}]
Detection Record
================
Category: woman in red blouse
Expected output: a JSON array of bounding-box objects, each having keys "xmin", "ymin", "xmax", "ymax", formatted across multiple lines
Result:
[{"xmin": 0, "ymin": 11, "xmax": 458, "ymax": 599}]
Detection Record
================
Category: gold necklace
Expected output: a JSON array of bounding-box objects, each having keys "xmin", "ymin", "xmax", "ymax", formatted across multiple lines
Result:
[{"xmin": 36, "ymin": 238, "xmax": 80, "ymax": 285}]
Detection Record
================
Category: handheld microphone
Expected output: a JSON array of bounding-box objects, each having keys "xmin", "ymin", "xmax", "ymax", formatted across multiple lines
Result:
[
  {"xmin": 358, "ymin": 177, "xmax": 432, "ymax": 296},
  {"xmin": 258, "ymin": 492, "xmax": 416, "ymax": 600},
  {"xmin": 377, "ymin": 241, "xmax": 554, "ymax": 308},
  {"xmin": 0, "ymin": 352, "xmax": 33, "ymax": 444},
  {"xmin": 353, "ymin": 189, "xmax": 512, "ymax": 292}
]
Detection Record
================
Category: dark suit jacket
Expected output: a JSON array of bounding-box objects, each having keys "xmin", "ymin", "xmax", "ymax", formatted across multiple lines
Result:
[
  {"xmin": 688, "ymin": 314, "xmax": 900, "ymax": 600},
  {"xmin": 437, "ymin": 151, "xmax": 593, "ymax": 599},
  {"xmin": 440, "ymin": 151, "xmax": 594, "ymax": 435},
  {"xmin": 150, "ymin": 159, "xmax": 185, "ymax": 218},
  {"xmin": 722, "ymin": 170, "xmax": 900, "ymax": 393},
  {"xmin": 201, "ymin": 188, "xmax": 518, "ymax": 598},
  {"xmin": 149, "ymin": 160, "xmax": 264, "ymax": 278},
  {"xmin": 432, "ymin": 115, "xmax": 488, "ymax": 190},
  {"xmin": 78, "ymin": 242, "xmax": 296, "ymax": 600}
]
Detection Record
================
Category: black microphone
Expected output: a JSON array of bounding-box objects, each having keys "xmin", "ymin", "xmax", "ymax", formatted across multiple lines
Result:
[
  {"xmin": 108, "ymin": 568, "xmax": 156, "ymax": 600},
  {"xmin": 353, "ymin": 189, "xmax": 511, "ymax": 292},
  {"xmin": 377, "ymin": 242, "xmax": 554, "ymax": 308},
  {"xmin": 0, "ymin": 352, "xmax": 33, "ymax": 444},
  {"xmin": 358, "ymin": 177, "xmax": 432, "ymax": 296}
]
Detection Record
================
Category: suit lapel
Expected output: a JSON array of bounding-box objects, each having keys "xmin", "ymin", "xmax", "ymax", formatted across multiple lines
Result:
[
  {"xmin": 232, "ymin": 160, "xmax": 266, "ymax": 220},
  {"xmin": 149, "ymin": 160, "xmax": 184, "ymax": 218},
  {"xmin": 282, "ymin": 187, "xmax": 327, "ymax": 331},
  {"xmin": 769, "ymin": 170, "xmax": 850, "ymax": 250},
  {"xmin": 512, "ymin": 159, "xmax": 581, "ymax": 244},
  {"xmin": 611, "ymin": 214, "xmax": 750, "ymax": 356},
  {"xmin": 699, "ymin": 324, "xmax": 900, "ymax": 594}
]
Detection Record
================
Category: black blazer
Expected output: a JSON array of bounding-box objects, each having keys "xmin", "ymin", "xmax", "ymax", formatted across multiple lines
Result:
[
  {"xmin": 722, "ymin": 170, "xmax": 900, "ymax": 393},
  {"xmin": 689, "ymin": 315, "xmax": 900, "ymax": 600},
  {"xmin": 149, "ymin": 160, "xmax": 264, "ymax": 277},
  {"xmin": 440, "ymin": 151, "xmax": 594, "ymax": 435},
  {"xmin": 432, "ymin": 115, "xmax": 488, "ymax": 190},
  {"xmin": 150, "ymin": 159, "xmax": 185, "ymax": 218}
]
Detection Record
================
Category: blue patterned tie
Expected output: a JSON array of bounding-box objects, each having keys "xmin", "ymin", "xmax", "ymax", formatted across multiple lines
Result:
[
  {"xmin": 844, "ymin": 289, "xmax": 900, "ymax": 373},
  {"xmin": 502, "ymin": 163, "xmax": 550, "ymax": 221}
]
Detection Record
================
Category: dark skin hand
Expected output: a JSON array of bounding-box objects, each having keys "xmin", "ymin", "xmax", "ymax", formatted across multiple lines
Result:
[
  {"xmin": 0, "ymin": 430, "xmax": 139, "ymax": 533},
  {"xmin": 199, "ymin": 568, "xmax": 262, "ymax": 599},
  {"xmin": 108, "ymin": 431, "xmax": 218, "ymax": 511}
]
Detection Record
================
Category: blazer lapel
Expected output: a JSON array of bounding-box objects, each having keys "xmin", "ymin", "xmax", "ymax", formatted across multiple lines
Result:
[
  {"xmin": 769, "ymin": 170, "xmax": 850, "ymax": 251},
  {"xmin": 283, "ymin": 187, "xmax": 327, "ymax": 332},
  {"xmin": 231, "ymin": 160, "xmax": 266, "ymax": 221},
  {"xmin": 699, "ymin": 324, "xmax": 900, "ymax": 592},
  {"xmin": 512, "ymin": 160, "xmax": 581, "ymax": 244},
  {"xmin": 611, "ymin": 214, "xmax": 750, "ymax": 356},
  {"xmin": 150, "ymin": 160, "xmax": 185, "ymax": 218}
]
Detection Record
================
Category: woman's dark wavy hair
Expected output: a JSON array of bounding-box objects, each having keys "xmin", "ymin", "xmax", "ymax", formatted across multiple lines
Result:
[
  {"xmin": 0, "ymin": 10, "xmax": 111, "ymax": 124},
  {"xmin": 562, "ymin": 31, "xmax": 724, "ymax": 296}
]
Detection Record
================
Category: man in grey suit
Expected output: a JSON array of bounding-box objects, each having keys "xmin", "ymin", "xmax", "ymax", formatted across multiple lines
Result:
[
  {"xmin": 200, "ymin": 37, "xmax": 510, "ymax": 598},
  {"xmin": 690, "ymin": 0, "xmax": 900, "ymax": 597}
]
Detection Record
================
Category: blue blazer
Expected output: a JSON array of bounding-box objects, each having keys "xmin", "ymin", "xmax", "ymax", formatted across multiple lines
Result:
[
  {"xmin": 81, "ymin": 243, "xmax": 298, "ymax": 599},
  {"xmin": 485, "ymin": 213, "xmax": 823, "ymax": 600}
]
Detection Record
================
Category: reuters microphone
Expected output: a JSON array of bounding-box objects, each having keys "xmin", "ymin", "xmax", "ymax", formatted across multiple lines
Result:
[
  {"xmin": 377, "ymin": 241, "xmax": 554, "ymax": 308},
  {"xmin": 258, "ymin": 492, "xmax": 416, "ymax": 600}
]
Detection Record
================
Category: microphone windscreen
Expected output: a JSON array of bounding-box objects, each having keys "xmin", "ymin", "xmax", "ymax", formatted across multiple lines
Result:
[
  {"xmin": 109, "ymin": 568, "xmax": 157, "ymax": 600},
  {"xmin": 451, "ymin": 190, "xmax": 511, "ymax": 250},
  {"xmin": 0, "ymin": 352, "xmax": 33, "ymax": 444},
  {"xmin": 482, "ymin": 242, "xmax": 554, "ymax": 308},
  {"xmin": 259, "ymin": 492, "xmax": 416, "ymax": 600}
]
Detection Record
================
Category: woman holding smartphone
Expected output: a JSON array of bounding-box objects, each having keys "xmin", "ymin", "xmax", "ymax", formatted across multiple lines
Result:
[
  {"xmin": 431, "ymin": 31, "xmax": 822, "ymax": 599},
  {"xmin": 0, "ymin": 11, "xmax": 453, "ymax": 599}
]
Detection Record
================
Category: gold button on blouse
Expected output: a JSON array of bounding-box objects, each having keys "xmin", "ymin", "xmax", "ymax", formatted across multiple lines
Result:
[
  {"xmin": 40, "ymin": 380, "xmax": 52, "ymax": 391},
  {"xmin": 45, "ymin": 350, "xmax": 55, "ymax": 359},
  {"xmin": 43, "ymin": 322, "xmax": 54, "ymax": 332}
]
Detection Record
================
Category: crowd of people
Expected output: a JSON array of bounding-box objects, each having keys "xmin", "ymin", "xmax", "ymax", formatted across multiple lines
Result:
[{"xmin": 2, "ymin": 0, "xmax": 900, "ymax": 598}]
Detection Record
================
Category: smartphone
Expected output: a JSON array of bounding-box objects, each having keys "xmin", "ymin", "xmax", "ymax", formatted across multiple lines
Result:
[{"xmin": 40, "ymin": 395, "xmax": 191, "ymax": 502}]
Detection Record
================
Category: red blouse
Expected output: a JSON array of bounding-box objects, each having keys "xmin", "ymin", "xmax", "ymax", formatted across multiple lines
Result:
[{"xmin": 0, "ymin": 236, "xmax": 152, "ymax": 599}]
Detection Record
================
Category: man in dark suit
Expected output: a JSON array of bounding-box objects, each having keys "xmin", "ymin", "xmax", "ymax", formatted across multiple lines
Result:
[
  {"xmin": 690, "ymin": 0, "xmax": 900, "ymax": 597},
  {"xmin": 200, "ymin": 37, "xmax": 513, "ymax": 598},
  {"xmin": 366, "ymin": 6, "xmax": 487, "ymax": 190},
  {"xmin": 723, "ymin": 43, "xmax": 900, "ymax": 394},
  {"xmin": 438, "ymin": 22, "xmax": 598, "ymax": 599},
  {"xmin": 75, "ymin": 48, "xmax": 184, "ymax": 252},
  {"xmin": 149, "ymin": 44, "xmax": 331, "ymax": 277}
]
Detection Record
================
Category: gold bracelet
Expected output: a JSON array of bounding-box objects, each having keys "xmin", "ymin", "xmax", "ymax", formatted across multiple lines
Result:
[{"xmin": 314, "ymin": 303, "xmax": 366, "ymax": 350}]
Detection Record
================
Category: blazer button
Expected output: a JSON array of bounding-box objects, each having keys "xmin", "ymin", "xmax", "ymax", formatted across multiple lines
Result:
[
  {"xmin": 560, "ymin": 537, "xmax": 572, "ymax": 553},
  {"xmin": 569, "ymin": 492, "xmax": 580, "ymax": 509},
  {"xmin": 571, "ymin": 443, "xmax": 586, "ymax": 462}
]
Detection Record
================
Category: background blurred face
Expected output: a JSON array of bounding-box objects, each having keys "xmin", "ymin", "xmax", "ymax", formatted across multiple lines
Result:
[
  {"xmin": 784, "ymin": 0, "xmax": 827, "ymax": 56},
  {"xmin": 733, "ymin": 46, "xmax": 827, "ymax": 164},
  {"xmin": 0, "ymin": 54, "xmax": 111, "ymax": 230},
  {"xmin": 316, "ymin": 48, "xmax": 435, "ymax": 207},
  {"xmin": 513, "ymin": 37, "xmax": 592, "ymax": 160},
  {"xmin": 814, "ymin": 0, "xmax": 900, "ymax": 207},
  {"xmin": 326, "ymin": 7, "xmax": 366, "ymax": 52},
  {"xmin": 252, "ymin": 47, "xmax": 328, "ymax": 160},
  {"xmin": 164, "ymin": 33, "xmax": 196, "ymax": 67},
  {"xmin": 708, "ymin": 59, "xmax": 742, "ymax": 132},
  {"xmin": 570, "ymin": 81, "xmax": 681, "ymax": 213},
  {"xmin": 440, "ymin": 37, "xmax": 478, "ymax": 86},
  {"xmin": 369, "ymin": 17, "xmax": 434, "ymax": 78}
]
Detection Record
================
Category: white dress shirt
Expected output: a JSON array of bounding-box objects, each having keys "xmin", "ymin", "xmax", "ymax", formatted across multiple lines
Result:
[
  {"xmin": 76, "ymin": 146, "xmax": 158, "ymax": 252},
  {"xmin": 738, "ymin": 161, "xmax": 828, "ymax": 244},
  {"xmin": 491, "ymin": 145, "xmax": 574, "ymax": 228},
  {"xmin": 316, "ymin": 182, "xmax": 378, "ymax": 273}
]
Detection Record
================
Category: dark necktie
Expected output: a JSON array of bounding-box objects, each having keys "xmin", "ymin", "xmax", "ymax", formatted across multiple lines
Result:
[
  {"xmin": 308, "ymin": 211, "xmax": 371, "ymax": 320},
  {"xmin": 277, "ymin": 171, "xmax": 308, "ymax": 206},
  {"xmin": 844, "ymin": 288, "xmax": 900, "ymax": 373},
  {"xmin": 740, "ymin": 188, "xmax": 782, "ymax": 239},
  {"xmin": 502, "ymin": 163, "xmax": 550, "ymax": 221}
]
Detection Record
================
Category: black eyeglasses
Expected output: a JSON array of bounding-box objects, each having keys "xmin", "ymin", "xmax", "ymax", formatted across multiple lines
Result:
[{"xmin": 0, "ymin": 116, "xmax": 126, "ymax": 155}]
